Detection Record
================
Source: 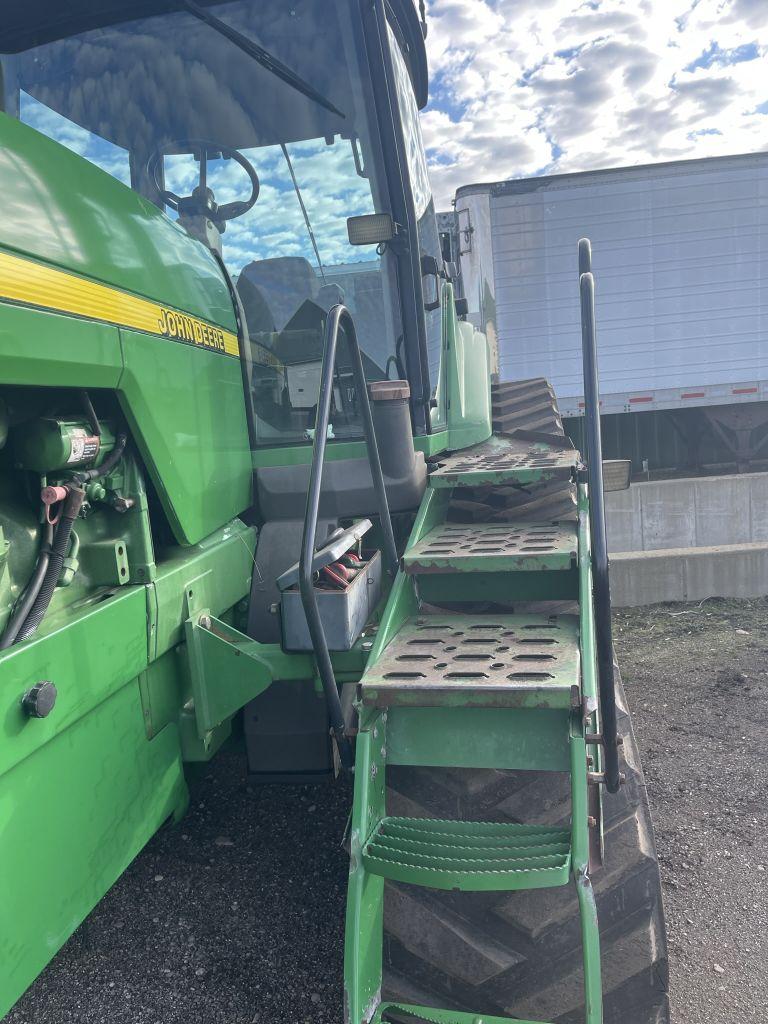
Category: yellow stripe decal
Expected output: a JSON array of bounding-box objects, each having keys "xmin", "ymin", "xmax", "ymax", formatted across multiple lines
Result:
[{"xmin": 0, "ymin": 250, "xmax": 240, "ymax": 356}]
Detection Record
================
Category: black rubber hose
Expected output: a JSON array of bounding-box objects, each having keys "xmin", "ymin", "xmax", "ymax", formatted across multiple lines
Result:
[
  {"xmin": 15, "ymin": 487, "xmax": 85, "ymax": 644},
  {"xmin": 73, "ymin": 433, "xmax": 127, "ymax": 483},
  {"xmin": 0, "ymin": 522, "xmax": 54, "ymax": 650}
]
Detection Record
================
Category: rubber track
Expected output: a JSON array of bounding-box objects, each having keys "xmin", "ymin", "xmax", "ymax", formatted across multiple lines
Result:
[{"xmin": 381, "ymin": 381, "xmax": 670, "ymax": 1024}]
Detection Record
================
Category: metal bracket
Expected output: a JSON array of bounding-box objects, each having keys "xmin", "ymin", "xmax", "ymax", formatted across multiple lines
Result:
[{"xmin": 184, "ymin": 612, "xmax": 278, "ymax": 739}]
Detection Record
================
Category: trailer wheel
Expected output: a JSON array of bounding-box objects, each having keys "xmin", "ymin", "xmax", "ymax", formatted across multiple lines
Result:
[{"xmin": 383, "ymin": 674, "xmax": 669, "ymax": 1024}]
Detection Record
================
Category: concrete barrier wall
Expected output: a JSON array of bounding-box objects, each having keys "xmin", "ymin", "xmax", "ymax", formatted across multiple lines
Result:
[
  {"xmin": 605, "ymin": 472, "xmax": 768, "ymax": 551},
  {"xmin": 605, "ymin": 473, "xmax": 768, "ymax": 606}
]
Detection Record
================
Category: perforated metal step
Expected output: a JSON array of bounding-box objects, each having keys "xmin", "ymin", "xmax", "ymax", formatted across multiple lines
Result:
[
  {"xmin": 429, "ymin": 434, "xmax": 578, "ymax": 489},
  {"xmin": 360, "ymin": 614, "xmax": 579, "ymax": 709},
  {"xmin": 362, "ymin": 817, "xmax": 571, "ymax": 892},
  {"xmin": 403, "ymin": 521, "xmax": 577, "ymax": 574}
]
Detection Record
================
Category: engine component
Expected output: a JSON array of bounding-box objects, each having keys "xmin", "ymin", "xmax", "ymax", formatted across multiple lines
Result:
[{"xmin": 14, "ymin": 418, "xmax": 115, "ymax": 473}]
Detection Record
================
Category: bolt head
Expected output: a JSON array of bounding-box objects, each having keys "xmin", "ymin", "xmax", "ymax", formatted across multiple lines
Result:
[
  {"xmin": 198, "ymin": 614, "xmax": 212, "ymax": 629},
  {"xmin": 22, "ymin": 681, "xmax": 57, "ymax": 719}
]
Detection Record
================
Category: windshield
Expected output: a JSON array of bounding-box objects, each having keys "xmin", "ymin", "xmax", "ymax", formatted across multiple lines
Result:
[{"xmin": 1, "ymin": 0, "xmax": 403, "ymax": 447}]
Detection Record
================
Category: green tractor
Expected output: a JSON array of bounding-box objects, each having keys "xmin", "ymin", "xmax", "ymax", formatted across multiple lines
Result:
[{"xmin": 0, "ymin": 2, "xmax": 668, "ymax": 1022}]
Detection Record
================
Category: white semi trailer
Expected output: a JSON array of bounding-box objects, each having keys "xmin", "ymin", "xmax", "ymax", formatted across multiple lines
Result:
[{"xmin": 441, "ymin": 152, "xmax": 768, "ymax": 470}]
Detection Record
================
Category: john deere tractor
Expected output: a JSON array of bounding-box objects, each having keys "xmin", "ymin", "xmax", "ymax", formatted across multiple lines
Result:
[{"xmin": 0, "ymin": 2, "xmax": 668, "ymax": 1022}]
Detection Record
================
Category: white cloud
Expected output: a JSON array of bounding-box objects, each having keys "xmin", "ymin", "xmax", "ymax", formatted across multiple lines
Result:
[{"xmin": 423, "ymin": 0, "xmax": 768, "ymax": 207}]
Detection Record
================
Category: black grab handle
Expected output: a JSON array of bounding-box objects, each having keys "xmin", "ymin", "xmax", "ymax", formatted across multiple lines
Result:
[
  {"xmin": 299, "ymin": 305, "xmax": 398, "ymax": 771},
  {"xmin": 578, "ymin": 239, "xmax": 621, "ymax": 794}
]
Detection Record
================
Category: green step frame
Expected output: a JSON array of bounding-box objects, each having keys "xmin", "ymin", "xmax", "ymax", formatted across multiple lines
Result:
[
  {"xmin": 344, "ymin": 475, "xmax": 603, "ymax": 1024},
  {"xmin": 374, "ymin": 1002, "xmax": 554, "ymax": 1024}
]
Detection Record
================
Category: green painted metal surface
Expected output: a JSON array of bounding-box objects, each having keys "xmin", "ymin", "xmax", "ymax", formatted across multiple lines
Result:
[
  {"xmin": 429, "ymin": 434, "xmax": 578, "ymax": 489},
  {"xmin": 362, "ymin": 818, "xmax": 571, "ymax": 891},
  {"xmin": 384, "ymin": 706, "xmax": 570, "ymax": 772},
  {"xmin": 0, "ymin": 115, "xmax": 236, "ymax": 330},
  {"xmin": 185, "ymin": 615, "xmax": 283, "ymax": 737},
  {"xmin": 0, "ymin": 302, "xmax": 122, "ymax": 389},
  {"xmin": 360, "ymin": 613, "xmax": 580, "ymax": 710},
  {"xmin": 149, "ymin": 519, "xmax": 256, "ymax": 659},
  {"xmin": 403, "ymin": 521, "xmax": 577, "ymax": 574},
  {"xmin": 0, "ymin": 586, "xmax": 189, "ymax": 1017},
  {"xmin": 119, "ymin": 329, "xmax": 251, "ymax": 546},
  {"xmin": 344, "ymin": 725, "xmax": 386, "ymax": 1024},
  {"xmin": 345, "ymin": 442, "xmax": 604, "ymax": 1024},
  {"xmin": 440, "ymin": 282, "xmax": 493, "ymax": 450},
  {"xmin": 375, "ymin": 1004, "xmax": 553, "ymax": 1024},
  {"xmin": 250, "ymin": 431, "xmax": 453, "ymax": 468}
]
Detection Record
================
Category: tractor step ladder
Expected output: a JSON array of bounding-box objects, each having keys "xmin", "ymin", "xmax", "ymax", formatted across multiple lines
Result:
[
  {"xmin": 344, "ymin": 432, "xmax": 604, "ymax": 1024},
  {"xmin": 373, "ymin": 1002, "xmax": 556, "ymax": 1023}
]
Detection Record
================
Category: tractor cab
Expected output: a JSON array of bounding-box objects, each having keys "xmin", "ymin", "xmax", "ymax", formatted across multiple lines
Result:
[
  {"xmin": 0, "ymin": 0, "xmax": 444, "ymax": 445},
  {"xmin": 0, "ymin": 5, "xmax": 669, "ymax": 1024}
]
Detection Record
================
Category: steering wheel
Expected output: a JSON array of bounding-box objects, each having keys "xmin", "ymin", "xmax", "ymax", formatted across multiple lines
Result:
[{"xmin": 147, "ymin": 139, "xmax": 260, "ymax": 227}]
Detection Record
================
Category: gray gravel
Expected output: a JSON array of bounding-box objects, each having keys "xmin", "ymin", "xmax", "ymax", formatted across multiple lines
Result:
[
  {"xmin": 614, "ymin": 598, "xmax": 768, "ymax": 1024},
  {"xmin": 9, "ymin": 597, "xmax": 768, "ymax": 1023},
  {"xmin": 8, "ymin": 761, "xmax": 352, "ymax": 1024}
]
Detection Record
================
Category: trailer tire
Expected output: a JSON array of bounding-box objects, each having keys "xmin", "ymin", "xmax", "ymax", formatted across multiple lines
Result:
[{"xmin": 382, "ymin": 675, "xmax": 670, "ymax": 1024}]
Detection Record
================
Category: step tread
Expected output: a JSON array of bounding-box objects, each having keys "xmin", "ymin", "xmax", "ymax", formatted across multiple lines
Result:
[
  {"xmin": 429, "ymin": 434, "xmax": 577, "ymax": 488},
  {"xmin": 360, "ymin": 614, "xmax": 579, "ymax": 709},
  {"xmin": 403, "ymin": 521, "xmax": 577, "ymax": 574},
  {"xmin": 376, "ymin": 1000, "xmax": 553, "ymax": 1023},
  {"xmin": 363, "ymin": 818, "xmax": 571, "ymax": 892}
]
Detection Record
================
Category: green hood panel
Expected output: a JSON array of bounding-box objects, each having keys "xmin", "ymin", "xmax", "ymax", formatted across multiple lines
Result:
[{"xmin": 0, "ymin": 114, "xmax": 236, "ymax": 332}]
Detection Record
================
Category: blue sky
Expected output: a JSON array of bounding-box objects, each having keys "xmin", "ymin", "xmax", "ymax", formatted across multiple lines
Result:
[
  {"xmin": 422, "ymin": 0, "xmax": 768, "ymax": 207},
  {"xmin": 18, "ymin": 0, "xmax": 768, "ymax": 266}
]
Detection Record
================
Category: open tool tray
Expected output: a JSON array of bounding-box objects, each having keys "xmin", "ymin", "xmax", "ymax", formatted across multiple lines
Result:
[{"xmin": 280, "ymin": 547, "xmax": 382, "ymax": 652}]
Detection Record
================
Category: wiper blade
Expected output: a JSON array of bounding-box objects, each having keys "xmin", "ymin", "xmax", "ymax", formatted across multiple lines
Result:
[{"xmin": 181, "ymin": 0, "xmax": 345, "ymax": 119}]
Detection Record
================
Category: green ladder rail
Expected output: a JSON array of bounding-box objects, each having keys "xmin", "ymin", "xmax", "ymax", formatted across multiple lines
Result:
[{"xmin": 344, "ymin": 435, "xmax": 604, "ymax": 1024}]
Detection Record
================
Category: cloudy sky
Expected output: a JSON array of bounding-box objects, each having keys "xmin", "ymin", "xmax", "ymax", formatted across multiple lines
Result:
[{"xmin": 422, "ymin": 0, "xmax": 768, "ymax": 207}]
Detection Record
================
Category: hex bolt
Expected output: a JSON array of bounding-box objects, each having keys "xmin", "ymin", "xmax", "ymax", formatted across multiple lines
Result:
[{"xmin": 198, "ymin": 614, "xmax": 212, "ymax": 629}]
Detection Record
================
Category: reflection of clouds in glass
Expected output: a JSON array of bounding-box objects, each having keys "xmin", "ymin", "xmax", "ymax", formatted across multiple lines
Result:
[
  {"xmin": 164, "ymin": 137, "xmax": 377, "ymax": 274},
  {"xmin": 21, "ymin": 93, "xmax": 131, "ymax": 186}
]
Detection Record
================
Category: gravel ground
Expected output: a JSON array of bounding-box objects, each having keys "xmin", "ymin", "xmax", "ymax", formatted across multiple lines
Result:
[
  {"xmin": 9, "ymin": 597, "xmax": 768, "ymax": 1023},
  {"xmin": 614, "ymin": 597, "xmax": 768, "ymax": 1024}
]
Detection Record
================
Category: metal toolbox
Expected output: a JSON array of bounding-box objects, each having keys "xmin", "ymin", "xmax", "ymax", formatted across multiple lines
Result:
[{"xmin": 280, "ymin": 549, "xmax": 382, "ymax": 652}]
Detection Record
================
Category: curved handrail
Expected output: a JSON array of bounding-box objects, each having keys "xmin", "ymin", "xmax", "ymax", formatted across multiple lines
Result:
[
  {"xmin": 299, "ymin": 304, "xmax": 399, "ymax": 770},
  {"xmin": 578, "ymin": 239, "xmax": 621, "ymax": 793}
]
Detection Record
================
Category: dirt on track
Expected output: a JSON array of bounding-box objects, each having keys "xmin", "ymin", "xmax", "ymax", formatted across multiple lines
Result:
[{"xmin": 8, "ymin": 599, "xmax": 768, "ymax": 1024}]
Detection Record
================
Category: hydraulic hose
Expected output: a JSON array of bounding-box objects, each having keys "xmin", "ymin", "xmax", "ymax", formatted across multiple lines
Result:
[
  {"xmin": 15, "ymin": 487, "xmax": 86, "ymax": 644},
  {"xmin": 0, "ymin": 521, "xmax": 54, "ymax": 650}
]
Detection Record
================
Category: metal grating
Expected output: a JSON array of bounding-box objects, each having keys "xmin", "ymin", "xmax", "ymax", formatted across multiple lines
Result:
[
  {"xmin": 403, "ymin": 521, "xmax": 577, "ymax": 574},
  {"xmin": 430, "ymin": 434, "xmax": 578, "ymax": 488},
  {"xmin": 361, "ymin": 614, "xmax": 579, "ymax": 709}
]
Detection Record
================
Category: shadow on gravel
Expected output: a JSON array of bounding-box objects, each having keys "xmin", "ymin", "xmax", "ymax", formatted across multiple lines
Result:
[
  {"xmin": 10, "ymin": 596, "xmax": 768, "ymax": 1024},
  {"xmin": 8, "ymin": 754, "xmax": 352, "ymax": 1024}
]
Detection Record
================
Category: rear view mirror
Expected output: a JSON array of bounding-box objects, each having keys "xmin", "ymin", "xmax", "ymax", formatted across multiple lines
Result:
[
  {"xmin": 347, "ymin": 212, "xmax": 395, "ymax": 246},
  {"xmin": 602, "ymin": 460, "xmax": 631, "ymax": 491}
]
